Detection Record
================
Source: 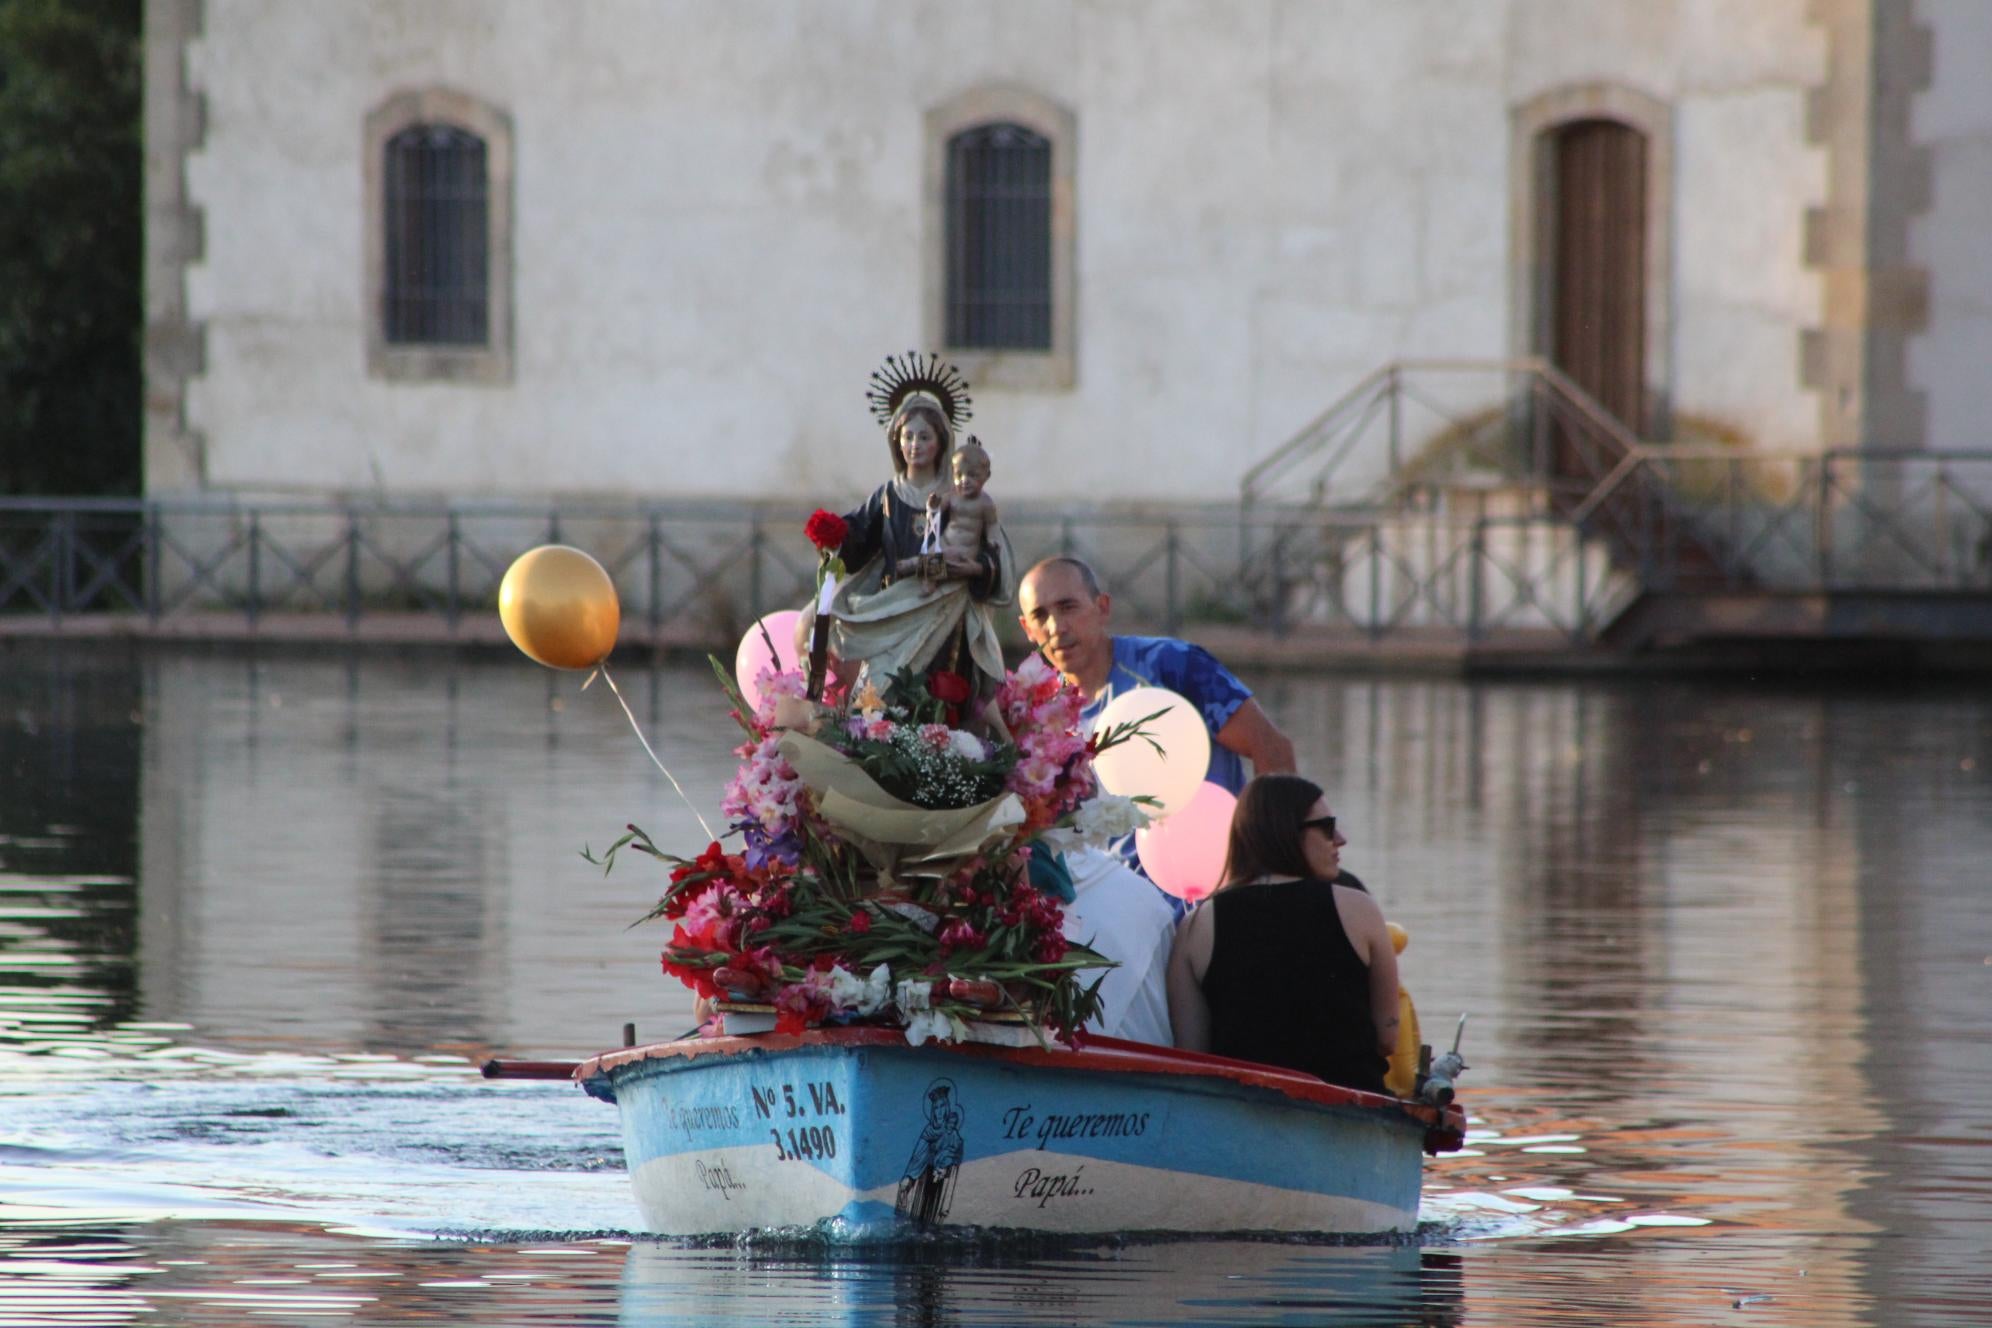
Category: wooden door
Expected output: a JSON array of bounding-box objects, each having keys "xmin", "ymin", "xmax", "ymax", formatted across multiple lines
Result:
[{"xmin": 1549, "ymin": 119, "xmax": 1648, "ymax": 464}]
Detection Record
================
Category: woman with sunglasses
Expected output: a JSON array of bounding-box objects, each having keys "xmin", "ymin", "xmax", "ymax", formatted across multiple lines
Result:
[{"xmin": 1165, "ymin": 774, "xmax": 1400, "ymax": 1094}]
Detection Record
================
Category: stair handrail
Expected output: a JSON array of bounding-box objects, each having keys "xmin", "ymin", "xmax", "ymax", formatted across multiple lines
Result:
[
  {"xmin": 1239, "ymin": 364, "xmax": 1396, "ymax": 509},
  {"xmin": 1243, "ymin": 357, "xmax": 1628, "ymax": 510},
  {"xmin": 1529, "ymin": 360, "xmax": 1645, "ymax": 482},
  {"xmin": 1566, "ymin": 450, "xmax": 1646, "ymax": 526}
]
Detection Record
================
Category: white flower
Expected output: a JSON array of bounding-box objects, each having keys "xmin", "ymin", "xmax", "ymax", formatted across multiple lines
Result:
[
  {"xmin": 1080, "ymin": 792, "xmax": 1149, "ymax": 839},
  {"xmin": 895, "ymin": 977, "xmax": 932, "ymax": 1012},
  {"xmin": 903, "ymin": 1009, "xmax": 965, "ymax": 1046},
  {"xmin": 828, "ymin": 963, "xmax": 892, "ymax": 1016},
  {"xmin": 946, "ymin": 728, "xmax": 986, "ymax": 761},
  {"xmin": 1043, "ymin": 792, "xmax": 1151, "ymax": 851}
]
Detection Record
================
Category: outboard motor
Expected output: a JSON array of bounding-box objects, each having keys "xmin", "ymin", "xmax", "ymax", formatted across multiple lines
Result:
[{"xmin": 1418, "ymin": 1014, "xmax": 1470, "ymax": 1107}]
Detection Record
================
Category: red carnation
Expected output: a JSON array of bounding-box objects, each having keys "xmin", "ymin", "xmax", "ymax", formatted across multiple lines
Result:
[
  {"xmin": 846, "ymin": 909, "xmax": 873, "ymax": 935},
  {"xmin": 927, "ymin": 669, "xmax": 971, "ymax": 705},
  {"xmin": 804, "ymin": 509, "xmax": 848, "ymax": 553}
]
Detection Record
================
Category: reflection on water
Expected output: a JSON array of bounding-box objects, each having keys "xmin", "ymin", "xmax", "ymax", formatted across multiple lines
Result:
[
  {"xmin": 0, "ymin": 1223, "xmax": 1470, "ymax": 1327},
  {"xmin": 1, "ymin": 642, "xmax": 1988, "ymax": 1325},
  {"xmin": 613, "ymin": 1241, "xmax": 1467, "ymax": 1327}
]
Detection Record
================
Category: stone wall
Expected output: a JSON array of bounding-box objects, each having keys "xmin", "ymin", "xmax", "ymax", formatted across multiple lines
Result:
[
  {"xmin": 1910, "ymin": 0, "xmax": 1992, "ymax": 452},
  {"xmin": 152, "ymin": 0, "xmax": 1840, "ymax": 505}
]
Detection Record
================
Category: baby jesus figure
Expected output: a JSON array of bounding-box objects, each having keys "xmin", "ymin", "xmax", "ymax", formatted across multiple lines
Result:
[{"xmin": 921, "ymin": 439, "xmax": 998, "ymax": 589}]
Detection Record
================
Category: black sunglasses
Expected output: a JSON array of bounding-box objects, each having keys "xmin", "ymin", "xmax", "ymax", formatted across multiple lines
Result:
[{"xmin": 1300, "ymin": 815, "xmax": 1337, "ymax": 838}]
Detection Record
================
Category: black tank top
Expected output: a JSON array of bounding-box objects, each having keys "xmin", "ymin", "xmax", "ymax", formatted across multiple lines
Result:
[{"xmin": 1200, "ymin": 877, "xmax": 1388, "ymax": 1094}]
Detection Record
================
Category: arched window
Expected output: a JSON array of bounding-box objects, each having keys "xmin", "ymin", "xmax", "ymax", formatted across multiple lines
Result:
[
  {"xmin": 924, "ymin": 86, "xmax": 1075, "ymax": 389},
  {"xmin": 383, "ymin": 124, "xmax": 489, "ymax": 346},
  {"xmin": 365, "ymin": 89, "xmax": 513, "ymax": 384},
  {"xmin": 945, "ymin": 122, "xmax": 1052, "ymax": 351}
]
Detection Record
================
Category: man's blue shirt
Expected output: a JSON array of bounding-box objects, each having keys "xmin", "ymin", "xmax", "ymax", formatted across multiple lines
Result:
[
  {"xmin": 1079, "ymin": 634, "xmax": 1252, "ymax": 794},
  {"xmin": 1078, "ymin": 635, "xmax": 1254, "ymax": 915}
]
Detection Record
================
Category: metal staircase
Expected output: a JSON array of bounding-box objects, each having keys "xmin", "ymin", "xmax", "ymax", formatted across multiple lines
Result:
[
  {"xmin": 1235, "ymin": 359, "xmax": 1750, "ymax": 645},
  {"xmin": 1236, "ymin": 359, "xmax": 1992, "ymax": 651}
]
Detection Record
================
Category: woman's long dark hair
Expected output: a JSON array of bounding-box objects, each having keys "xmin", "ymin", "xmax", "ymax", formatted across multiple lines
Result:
[{"xmin": 1218, "ymin": 773, "xmax": 1327, "ymax": 886}]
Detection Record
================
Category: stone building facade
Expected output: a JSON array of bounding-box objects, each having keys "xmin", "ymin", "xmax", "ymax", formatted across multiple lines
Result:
[{"xmin": 143, "ymin": 0, "xmax": 1989, "ymax": 508}]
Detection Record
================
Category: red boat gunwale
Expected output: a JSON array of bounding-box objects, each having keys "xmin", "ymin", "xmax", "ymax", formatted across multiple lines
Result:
[{"xmin": 574, "ymin": 1025, "xmax": 1466, "ymax": 1155}]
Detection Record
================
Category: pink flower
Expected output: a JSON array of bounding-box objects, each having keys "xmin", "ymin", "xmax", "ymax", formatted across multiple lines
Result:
[
  {"xmin": 1023, "ymin": 730, "xmax": 1084, "ymax": 766},
  {"xmin": 685, "ymin": 887, "xmax": 748, "ymax": 951},
  {"xmin": 721, "ymin": 735, "xmax": 801, "ymax": 834},
  {"xmin": 773, "ymin": 967, "xmax": 837, "ymax": 1034},
  {"xmin": 918, "ymin": 723, "xmax": 952, "ymax": 750},
  {"xmin": 1000, "ymin": 883, "xmax": 1041, "ymax": 926},
  {"xmin": 750, "ymin": 665, "xmax": 808, "ymax": 730},
  {"xmin": 1009, "ymin": 753, "xmax": 1062, "ymax": 800},
  {"xmin": 741, "ymin": 946, "xmax": 787, "ymax": 987},
  {"xmin": 1028, "ymin": 894, "xmax": 1064, "ymax": 931},
  {"xmin": 938, "ymin": 919, "xmax": 986, "ymax": 955},
  {"xmin": 1009, "ymin": 654, "xmax": 1057, "ymax": 690}
]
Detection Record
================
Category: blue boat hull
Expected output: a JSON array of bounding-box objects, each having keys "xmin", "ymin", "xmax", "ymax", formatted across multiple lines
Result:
[{"xmin": 579, "ymin": 1029, "xmax": 1462, "ymax": 1237}]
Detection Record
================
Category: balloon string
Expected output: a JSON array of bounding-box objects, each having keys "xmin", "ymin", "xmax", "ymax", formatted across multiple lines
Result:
[{"xmin": 587, "ymin": 662, "xmax": 719, "ymax": 844}]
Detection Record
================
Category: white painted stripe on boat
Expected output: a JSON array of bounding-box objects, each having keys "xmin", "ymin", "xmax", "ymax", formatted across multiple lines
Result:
[{"xmin": 628, "ymin": 1145, "xmax": 1415, "ymax": 1236}]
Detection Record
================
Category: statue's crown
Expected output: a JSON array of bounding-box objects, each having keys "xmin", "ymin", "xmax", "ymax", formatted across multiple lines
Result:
[{"xmin": 867, "ymin": 351, "xmax": 972, "ymax": 431}]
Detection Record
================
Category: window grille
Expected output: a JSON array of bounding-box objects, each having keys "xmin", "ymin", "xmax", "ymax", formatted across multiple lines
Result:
[
  {"xmin": 382, "ymin": 124, "xmax": 489, "ymax": 346},
  {"xmin": 945, "ymin": 123, "xmax": 1052, "ymax": 351}
]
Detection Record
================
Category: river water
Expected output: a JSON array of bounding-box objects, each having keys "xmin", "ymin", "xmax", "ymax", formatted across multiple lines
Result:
[{"xmin": 0, "ymin": 642, "xmax": 1986, "ymax": 1326}]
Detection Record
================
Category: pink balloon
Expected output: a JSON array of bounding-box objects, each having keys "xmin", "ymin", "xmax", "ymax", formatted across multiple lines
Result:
[
  {"xmin": 734, "ymin": 610, "xmax": 803, "ymax": 711},
  {"xmin": 1134, "ymin": 781, "xmax": 1238, "ymax": 901}
]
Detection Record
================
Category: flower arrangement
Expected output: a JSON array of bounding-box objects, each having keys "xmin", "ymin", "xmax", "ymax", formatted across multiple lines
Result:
[{"xmin": 589, "ymin": 649, "xmax": 1155, "ymax": 1047}]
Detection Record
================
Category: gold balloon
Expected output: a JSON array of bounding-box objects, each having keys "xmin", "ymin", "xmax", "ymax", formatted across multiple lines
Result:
[{"xmin": 498, "ymin": 545, "xmax": 620, "ymax": 670}]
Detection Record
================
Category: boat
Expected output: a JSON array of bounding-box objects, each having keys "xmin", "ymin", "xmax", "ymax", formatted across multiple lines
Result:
[
  {"xmin": 566, "ymin": 1025, "xmax": 1467, "ymax": 1238},
  {"xmin": 488, "ymin": 513, "xmax": 1471, "ymax": 1240}
]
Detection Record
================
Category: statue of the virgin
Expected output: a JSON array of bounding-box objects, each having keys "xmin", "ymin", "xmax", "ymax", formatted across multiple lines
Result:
[{"xmin": 819, "ymin": 354, "xmax": 1015, "ymax": 696}]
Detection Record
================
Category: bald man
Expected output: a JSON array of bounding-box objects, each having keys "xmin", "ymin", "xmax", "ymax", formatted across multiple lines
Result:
[{"xmin": 1018, "ymin": 555, "xmax": 1296, "ymax": 790}]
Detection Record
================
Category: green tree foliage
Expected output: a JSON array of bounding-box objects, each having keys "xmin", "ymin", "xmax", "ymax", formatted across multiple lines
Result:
[{"xmin": 0, "ymin": 0, "xmax": 141, "ymax": 496}]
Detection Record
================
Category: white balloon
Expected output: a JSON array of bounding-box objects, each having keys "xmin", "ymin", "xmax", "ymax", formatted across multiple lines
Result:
[{"xmin": 1089, "ymin": 686, "xmax": 1211, "ymax": 817}]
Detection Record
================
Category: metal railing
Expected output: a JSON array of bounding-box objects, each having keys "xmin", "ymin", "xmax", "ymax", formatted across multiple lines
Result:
[
  {"xmin": 1570, "ymin": 447, "xmax": 1992, "ymax": 591},
  {"xmin": 4, "ymin": 450, "xmax": 1986, "ymax": 648},
  {"xmin": 0, "ymin": 495, "xmax": 1637, "ymax": 646},
  {"xmin": 1240, "ymin": 358, "xmax": 1620, "ymax": 510},
  {"xmin": 0, "ymin": 497, "xmax": 823, "ymax": 636},
  {"xmin": 1238, "ymin": 358, "xmax": 1992, "ymax": 602}
]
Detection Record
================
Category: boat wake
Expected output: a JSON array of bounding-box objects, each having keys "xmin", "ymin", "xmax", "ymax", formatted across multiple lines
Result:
[
  {"xmin": 0, "ymin": 1054, "xmax": 632, "ymax": 1240},
  {"xmin": 0, "ymin": 1051, "xmax": 1650, "ymax": 1250}
]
